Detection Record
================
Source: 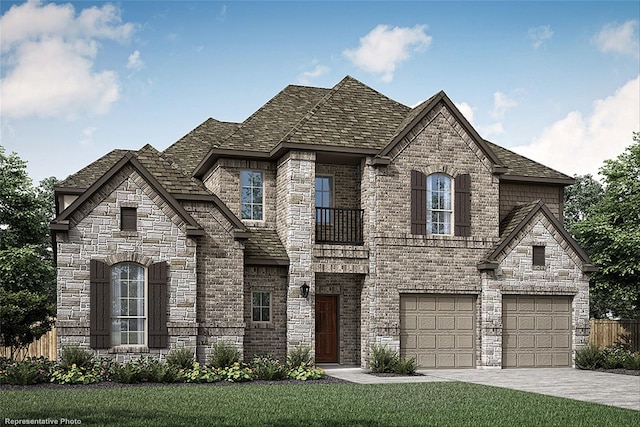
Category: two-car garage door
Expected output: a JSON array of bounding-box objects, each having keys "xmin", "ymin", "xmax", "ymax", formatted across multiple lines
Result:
[{"xmin": 400, "ymin": 294, "xmax": 572, "ymax": 369}]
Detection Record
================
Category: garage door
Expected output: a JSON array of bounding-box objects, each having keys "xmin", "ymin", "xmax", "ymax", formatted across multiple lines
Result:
[
  {"xmin": 400, "ymin": 294, "xmax": 476, "ymax": 368},
  {"xmin": 503, "ymin": 295, "xmax": 572, "ymax": 368}
]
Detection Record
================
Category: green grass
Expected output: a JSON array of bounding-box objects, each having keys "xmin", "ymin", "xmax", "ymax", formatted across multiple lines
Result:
[{"xmin": 2, "ymin": 382, "xmax": 638, "ymax": 427}]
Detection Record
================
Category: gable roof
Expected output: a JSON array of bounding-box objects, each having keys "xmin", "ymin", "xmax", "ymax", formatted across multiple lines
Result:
[
  {"xmin": 484, "ymin": 140, "xmax": 574, "ymax": 184},
  {"xmin": 479, "ymin": 200, "xmax": 596, "ymax": 273},
  {"xmin": 163, "ymin": 118, "xmax": 239, "ymax": 176}
]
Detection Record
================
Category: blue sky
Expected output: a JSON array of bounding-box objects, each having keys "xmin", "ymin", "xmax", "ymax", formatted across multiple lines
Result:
[{"xmin": 1, "ymin": 1, "xmax": 639, "ymax": 185}]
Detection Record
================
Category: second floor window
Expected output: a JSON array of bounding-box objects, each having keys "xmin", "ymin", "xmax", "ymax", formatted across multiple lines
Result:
[
  {"xmin": 315, "ymin": 176, "xmax": 332, "ymax": 223},
  {"xmin": 111, "ymin": 263, "xmax": 145, "ymax": 346},
  {"xmin": 241, "ymin": 171, "xmax": 263, "ymax": 220},
  {"xmin": 427, "ymin": 174, "xmax": 452, "ymax": 235}
]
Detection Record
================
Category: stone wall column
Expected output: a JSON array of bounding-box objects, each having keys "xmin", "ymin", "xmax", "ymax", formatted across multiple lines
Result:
[
  {"xmin": 480, "ymin": 272, "xmax": 502, "ymax": 368},
  {"xmin": 277, "ymin": 151, "xmax": 316, "ymax": 356}
]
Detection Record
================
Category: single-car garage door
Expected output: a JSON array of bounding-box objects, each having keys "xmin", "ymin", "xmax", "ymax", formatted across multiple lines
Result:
[
  {"xmin": 503, "ymin": 295, "xmax": 572, "ymax": 368},
  {"xmin": 400, "ymin": 294, "xmax": 476, "ymax": 368}
]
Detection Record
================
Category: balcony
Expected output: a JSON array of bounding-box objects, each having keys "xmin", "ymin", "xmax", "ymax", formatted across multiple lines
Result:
[{"xmin": 315, "ymin": 207, "xmax": 364, "ymax": 245}]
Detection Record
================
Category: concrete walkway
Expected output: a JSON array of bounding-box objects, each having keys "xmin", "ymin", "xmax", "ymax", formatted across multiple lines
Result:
[{"xmin": 322, "ymin": 367, "xmax": 640, "ymax": 411}]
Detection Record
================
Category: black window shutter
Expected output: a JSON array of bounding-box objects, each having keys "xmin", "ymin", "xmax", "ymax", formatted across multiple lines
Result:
[
  {"xmin": 454, "ymin": 174, "xmax": 471, "ymax": 237},
  {"xmin": 411, "ymin": 170, "xmax": 427, "ymax": 235},
  {"xmin": 90, "ymin": 260, "xmax": 111, "ymax": 349},
  {"xmin": 148, "ymin": 261, "xmax": 168, "ymax": 348}
]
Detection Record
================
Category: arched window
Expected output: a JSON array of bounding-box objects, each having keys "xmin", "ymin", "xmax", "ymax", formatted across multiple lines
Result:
[
  {"xmin": 111, "ymin": 263, "xmax": 145, "ymax": 346},
  {"xmin": 427, "ymin": 174, "xmax": 452, "ymax": 235}
]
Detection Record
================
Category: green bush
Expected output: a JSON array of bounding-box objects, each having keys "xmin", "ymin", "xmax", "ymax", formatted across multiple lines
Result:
[
  {"xmin": 113, "ymin": 357, "xmax": 176, "ymax": 384},
  {"xmin": 220, "ymin": 362, "xmax": 254, "ymax": 382},
  {"xmin": 622, "ymin": 352, "xmax": 640, "ymax": 370},
  {"xmin": 575, "ymin": 342, "xmax": 603, "ymax": 370},
  {"xmin": 181, "ymin": 362, "xmax": 220, "ymax": 383},
  {"xmin": 287, "ymin": 345, "xmax": 312, "ymax": 368},
  {"xmin": 394, "ymin": 357, "xmax": 419, "ymax": 375},
  {"xmin": 1, "ymin": 357, "xmax": 53, "ymax": 385},
  {"xmin": 166, "ymin": 346, "xmax": 194, "ymax": 370},
  {"xmin": 287, "ymin": 363, "xmax": 325, "ymax": 381},
  {"xmin": 369, "ymin": 344, "xmax": 398, "ymax": 373},
  {"xmin": 59, "ymin": 344, "xmax": 94, "ymax": 370},
  {"xmin": 251, "ymin": 355, "xmax": 286, "ymax": 380},
  {"xmin": 50, "ymin": 364, "xmax": 101, "ymax": 385},
  {"xmin": 208, "ymin": 341, "xmax": 240, "ymax": 368}
]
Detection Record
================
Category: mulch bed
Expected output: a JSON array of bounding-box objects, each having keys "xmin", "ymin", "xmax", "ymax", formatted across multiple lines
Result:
[
  {"xmin": 594, "ymin": 368, "xmax": 640, "ymax": 376},
  {"xmin": 0, "ymin": 376, "xmax": 350, "ymax": 391}
]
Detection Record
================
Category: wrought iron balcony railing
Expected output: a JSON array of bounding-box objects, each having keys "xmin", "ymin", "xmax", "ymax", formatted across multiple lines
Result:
[{"xmin": 315, "ymin": 207, "xmax": 364, "ymax": 245}]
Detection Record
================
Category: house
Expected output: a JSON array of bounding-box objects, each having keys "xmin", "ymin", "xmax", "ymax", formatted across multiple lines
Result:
[{"xmin": 51, "ymin": 76, "xmax": 595, "ymax": 369}]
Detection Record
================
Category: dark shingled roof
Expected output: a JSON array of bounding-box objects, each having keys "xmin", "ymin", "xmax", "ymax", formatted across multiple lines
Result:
[
  {"xmin": 58, "ymin": 144, "xmax": 210, "ymax": 196},
  {"xmin": 244, "ymin": 229, "xmax": 289, "ymax": 265},
  {"xmin": 222, "ymin": 85, "xmax": 330, "ymax": 152},
  {"xmin": 281, "ymin": 76, "xmax": 410, "ymax": 150},
  {"xmin": 484, "ymin": 140, "xmax": 573, "ymax": 182},
  {"xmin": 163, "ymin": 118, "xmax": 239, "ymax": 175}
]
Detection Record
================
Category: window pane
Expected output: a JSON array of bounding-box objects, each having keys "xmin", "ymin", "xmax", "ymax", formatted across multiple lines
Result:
[
  {"xmin": 252, "ymin": 204, "xmax": 263, "ymax": 220},
  {"xmin": 262, "ymin": 308, "xmax": 270, "ymax": 322},
  {"xmin": 261, "ymin": 292, "xmax": 270, "ymax": 306},
  {"xmin": 252, "ymin": 307, "xmax": 261, "ymax": 322},
  {"xmin": 252, "ymin": 292, "xmax": 260, "ymax": 307}
]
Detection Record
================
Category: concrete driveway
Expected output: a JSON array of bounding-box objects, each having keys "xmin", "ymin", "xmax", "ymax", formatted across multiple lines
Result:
[{"xmin": 323, "ymin": 367, "xmax": 640, "ymax": 411}]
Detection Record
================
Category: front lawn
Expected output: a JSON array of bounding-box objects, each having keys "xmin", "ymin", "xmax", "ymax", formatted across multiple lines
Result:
[{"xmin": 2, "ymin": 382, "xmax": 639, "ymax": 427}]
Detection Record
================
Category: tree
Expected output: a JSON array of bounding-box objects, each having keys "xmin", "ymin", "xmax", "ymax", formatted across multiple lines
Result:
[
  {"xmin": 563, "ymin": 174, "xmax": 603, "ymax": 232},
  {"xmin": 572, "ymin": 133, "xmax": 640, "ymax": 319},
  {"xmin": 0, "ymin": 146, "xmax": 57, "ymax": 358}
]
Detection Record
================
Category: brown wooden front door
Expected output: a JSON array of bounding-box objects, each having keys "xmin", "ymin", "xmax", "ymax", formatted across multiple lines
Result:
[{"xmin": 315, "ymin": 295, "xmax": 338, "ymax": 363}]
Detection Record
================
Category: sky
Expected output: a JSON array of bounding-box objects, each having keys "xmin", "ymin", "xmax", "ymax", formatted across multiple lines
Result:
[{"xmin": 1, "ymin": 0, "xmax": 639, "ymax": 185}]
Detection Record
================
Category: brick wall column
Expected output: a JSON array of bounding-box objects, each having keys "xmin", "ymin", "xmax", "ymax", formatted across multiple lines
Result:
[
  {"xmin": 277, "ymin": 151, "xmax": 316, "ymax": 356},
  {"xmin": 480, "ymin": 272, "xmax": 503, "ymax": 368}
]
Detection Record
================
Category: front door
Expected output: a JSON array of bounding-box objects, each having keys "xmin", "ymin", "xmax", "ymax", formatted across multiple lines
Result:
[{"xmin": 315, "ymin": 295, "xmax": 338, "ymax": 363}]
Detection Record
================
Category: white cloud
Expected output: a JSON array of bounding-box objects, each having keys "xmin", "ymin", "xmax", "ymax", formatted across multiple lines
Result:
[
  {"xmin": 127, "ymin": 50, "xmax": 144, "ymax": 71},
  {"xmin": 491, "ymin": 91, "xmax": 518, "ymax": 120},
  {"xmin": 343, "ymin": 24, "xmax": 431, "ymax": 83},
  {"xmin": 511, "ymin": 75, "xmax": 640, "ymax": 178},
  {"xmin": 298, "ymin": 63, "xmax": 330, "ymax": 85},
  {"xmin": 80, "ymin": 126, "xmax": 97, "ymax": 145},
  {"xmin": 0, "ymin": 1, "xmax": 136, "ymax": 119},
  {"xmin": 454, "ymin": 102, "xmax": 475, "ymax": 125},
  {"xmin": 592, "ymin": 20, "xmax": 639, "ymax": 57},
  {"xmin": 528, "ymin": 25, "xmax": 553, "ymax": 49}
]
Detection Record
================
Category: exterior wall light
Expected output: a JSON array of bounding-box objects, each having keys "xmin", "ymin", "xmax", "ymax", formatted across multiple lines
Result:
[{"xmin": 300, "ymin": 283, "xmax": 310, "ymax": 299}]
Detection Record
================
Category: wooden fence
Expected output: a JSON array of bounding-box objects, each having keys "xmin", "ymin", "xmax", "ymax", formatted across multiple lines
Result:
[
  {"xmin": 0, "ymin": 327, "xmax": 57, "ymax": 360},
  {"xmin": 590, "ymin": 319, "xmax": 640, "ymax": 352}
]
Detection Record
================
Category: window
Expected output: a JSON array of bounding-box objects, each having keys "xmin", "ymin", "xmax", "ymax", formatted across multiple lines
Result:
[
  {"xmin": 252, "ymin": 291, "xmax": 270, "ymax": 322},
  {"xmin": 241, "ymin": 171, "xmax": 263, "ymax": 220},
  {"xmin": 111, "ymin": 263, "xmax": 145, "ymax": 345},
  {"xmin": 315, "ymin": 176, "xmax": 332, "ymax": 223},
  {"xmin": 427, "ymin": 174, "xmax": 452, "ymax": 235},
  {"xmin": 121, "ymin": 207, "xmax": 137, "ymax": 231},
  {"xmin": 533, "ymin": 246, "xmax": 545, "ymax": 266}
]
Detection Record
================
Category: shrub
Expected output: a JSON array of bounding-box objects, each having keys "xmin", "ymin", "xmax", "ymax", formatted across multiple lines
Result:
[
  {"xmin": 166, "ymin": 347, "xmax": 194, "ymax": 370},
  {"xmin": 575, "ymin": 342, "xmax": 603, "ymax": 370},
  {"xmin": 287, "ymin": 363, "xmax": 325, "ymax": 381},
  {"xmin": 394, "ymin": 357, "xmax": 419, "ymax": 375},
  {"xmin": 59, "ymin": 344, "xmax": 94, "ymax": 370},
  {"xmin": 251, "ymin": 355, "xmax": 286, "ymax": 380},
  {"xmin": 287, "ymin": 345, "xmax": 312, "ymax": 368},
  {"xmin": 113, "ymin": 356, "xmax": 176, "ymax": 384},
  {"xmin": 369, "ymin": 344, "xmax": 398, "ymax": 373},
  {"xmin": 601, "ymin": 344, "xmax": 629, "ymax": 369},
  {"xmin": 622, "ymin": 352, "xmax": 640, "ymax": 370},
  {"xmin": 1, "ymin": 357, "xmax": 53, "ymax": 385},
  {"xmin": 208, "ymin": 341, "xmax": 240, "ymax": 368},
  {"xmin": 181, "ymin": 362, "xmax": 220, "ymax": 383},
  {"xmin": 50, "ymin": 364, "xmax": 101, "ymax": 385},
  {"xmin": 220, "ymin": 362, "xmax": 254, "ymax": 382}
]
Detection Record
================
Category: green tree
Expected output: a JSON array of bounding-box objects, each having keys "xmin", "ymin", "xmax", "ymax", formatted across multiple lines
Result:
[
  {"xmin": 0, "ymin": 146, "xmax": 57, "ymax": 358},
  {"xmin": 563, "ymin": 174, "xmax": 603, "ymax": 232},
  {"xmin": 573, "ymin": 133, "xmax": 640, "ymax": 319}
]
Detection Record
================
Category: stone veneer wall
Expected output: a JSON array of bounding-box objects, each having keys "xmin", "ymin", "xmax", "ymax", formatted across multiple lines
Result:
[
  {"xmin": 204, "ymin": 159, "xmax": 278, "ymax": 229},
  {"xmin": 483, "ymin": 213, "xmax": 590, "ymax": 367},
  {"xmin": 500, "ymin": 182, "xmax": 564, "ymax": 223},
  {"xmin": 56, "ymin": 169, "xmax": 198, "ymax": 362},
  {"xmin": 243, "ymin": 266, "xmax": 288, "ymax": 361},
  {"xmin": 362, "ymin": 103, "xmax": 500, "ymax": 365},
  {"xmin": 276, "ymin": 151, "xmax": 316, "ymax": 354},
  {"xmin": 316, "ymin": 273, "xmax": 363, "ymax": 365},
  {"xmin": 183, "ymin": 201, "xmax": 245, "ymax": 362}
]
